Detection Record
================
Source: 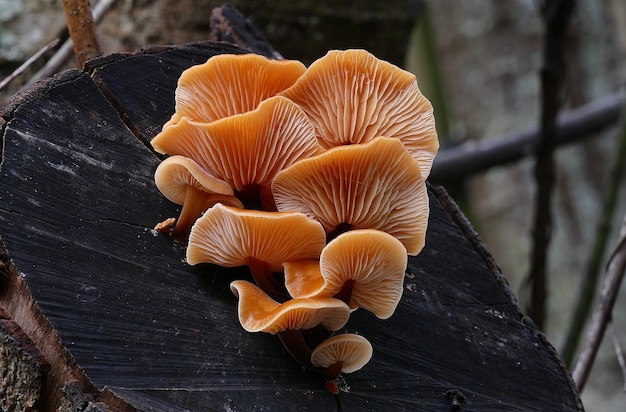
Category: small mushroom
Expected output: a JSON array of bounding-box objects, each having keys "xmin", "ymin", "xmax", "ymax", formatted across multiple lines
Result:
[
  {"xmin": 284, "ymin": 229, "xmax": 408, "ymax": 319},
  {"xmin": 154, "ymin": 155, "xmax": 242, "ymax": 239},
  {"xmin": 187, "ymin": 203, "xmax": 326, "ymax": 300},
  {"xmin": 280, "ymin": 49, "xmax": 438, "ymax": 178},
  {"xmin": 310, "ymin": 334, "xmax": 373, "ymax": 394},
  {"xmin": 230, "ymin": 280, "xmax": 350, "ymax": 334},
  {"xmin": 164, "ymin": 53, "xmax": 306, "ymax": 128},
  {"xmin": 272, "ymin": 136, "xmax": 429, "ymax": 255},
  {"xmin": 284, "ymin": 229, "xmax": 408, "ymax": 317},
  {"xmin": 152, "ymin": 96, "xmax": 321, "ymax": 210}
]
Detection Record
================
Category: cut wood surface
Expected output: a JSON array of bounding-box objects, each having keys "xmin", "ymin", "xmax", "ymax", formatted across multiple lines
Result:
[{"xmin": 0, "ymin": 42, "xmax": 583, "ymax": 411}]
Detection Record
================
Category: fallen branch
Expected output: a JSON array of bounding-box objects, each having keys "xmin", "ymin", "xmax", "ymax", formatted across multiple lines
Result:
[
  {"xmin": 429, "ymin": 91, "xmax": 623, "ymax": 184},
  {"xmin": 572, "ymin": 212, "xmax": 626, "ymax": 392}
]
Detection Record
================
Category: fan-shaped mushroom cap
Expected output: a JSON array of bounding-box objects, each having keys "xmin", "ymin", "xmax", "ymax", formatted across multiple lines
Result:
[
  {"xmin": 186, "ymin": 203, "xmax": 326, "ymax": 271},
  {"xmin": 155, "ymin": 155, "xmax": 233, "ymax": 202},
  {"xmin": 272, "ymin": 137, "xmax": 429, "ymax": 255},
  {"xmin": 154, "ymin": 155, "xmax": 242, "ymax": 238},
  {"xmin": 280, "ymin": 49, "xmax": 438, "ymax": 178},
  {"xmin": 164, "ymin": 53, "xmax": 306, "ymax": 127},
  {"xmin": 284, "ymin": 229, "xmax": 408, "ymax": 319},
  {"xmin": 311, "ymin": 334, "xmax": 373, "ymax": 373},
  {"xmin": 230, "ymin": 280, "xmax": 350, "ymax": 334},
  {"xmin": 152, "ymin": 96, "xmax": 321, "ymax": 201}
]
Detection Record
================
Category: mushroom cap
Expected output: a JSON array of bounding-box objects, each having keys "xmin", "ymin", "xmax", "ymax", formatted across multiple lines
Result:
[
  {"xmin": 285, "ymin": 229, "xmax": 408, "ymax": 319},
  {"xmin": 152, "ymin": 96, "xmax": 321, "ymax": 192},
  {"xmin": 164, "ymin": 53, "xmax": 306, "ymax": 127},
  {"xmin": 280, "ymin": 49, "xmax": 438, "ymax": 178},
  {"xmin": 186, "ymin": 203, "xmax": 326, "ymax": 271},
  {"xmin": 154, "ymin": 155, "xmax": 234, "ymax": 204},
  {"xmin": 310, "ymin": 334, "xmax": 373, "ymax": 373},
  {"xmin": 230, "ymin": 280, "xmax": 350, "ymax": 334},
  {"xmin": 283, "ymin": 259, "xmax": 324, "ymax": 299},
  {"xmin": 272, "ymin": 136, "xmax": 429, "ymax": 255}
]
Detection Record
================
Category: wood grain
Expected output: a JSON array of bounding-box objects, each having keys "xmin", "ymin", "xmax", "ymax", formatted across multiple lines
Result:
[{"xmin": 0, "ymin": 42, "xmax": 583, "ymax": 411}]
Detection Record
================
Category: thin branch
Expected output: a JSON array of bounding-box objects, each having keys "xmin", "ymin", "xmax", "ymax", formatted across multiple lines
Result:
[
  {"xmin": 429, "ymin": 91, "xmax": 624, "ymax": 184},
  {"xmin": 572, "ymin": 213, "xmax": 626, "ymax": 392},
  {"xmin": 561, "ymin": 89, "xmax": 626, "ymax": 366},
  {"xmin": 0, "ymin": 39, "xmax": 60, "ymax": 92},
  {"xmin": 61, "ymin": 0, "xmax": 102, "ymax": 68},
  {"xmin": 610, "ymin": 323, "xmax": 626, "ymax": 392},
  {"xmin": 527, "ymin": 0, "xmax": 576, "ymax": 330},
  {"xmin": 18, "ymin": 0, "xmax": 115, "ymax": 93}
]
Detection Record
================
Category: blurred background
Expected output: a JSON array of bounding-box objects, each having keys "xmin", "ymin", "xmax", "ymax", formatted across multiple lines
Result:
[{"xmin": 1, "ymin": 0, "xmax": 625, "ymax": 410}]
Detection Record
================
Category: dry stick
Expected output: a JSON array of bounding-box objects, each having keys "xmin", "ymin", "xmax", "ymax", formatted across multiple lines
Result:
[
  {"xmin": 610, "ymin": 323, "xmax": 626, "ymax": 392},
  {"xmin": 572, "ymin": 214, "xmax": 626, "ymax": 391},
  {"xmin": 19, "ymin": 0, "xmax": 114, "ymax": 93},
  {"xmin": 61, "ymin": 0, "xmax": 102, "ymax": 69},
  {"xmin": 527, "ymin": 0, "xmax": 575, "ymax": 331},
  {"xmin": 0, "ymin": 39, "xmax": 60, "ymax": 92},
  {"xmin": 561, "ymin": 90, "xmax": 626, "ymax": 366}
]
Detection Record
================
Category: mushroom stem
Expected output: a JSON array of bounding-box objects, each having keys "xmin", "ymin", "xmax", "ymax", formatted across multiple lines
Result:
[
  {"xmin": 278, "ymin": 329, "xmax": 317, "ymax": 370},
  {"xmin": 324, "ymin": 360, "xmax": 344, "ymax": 395},
  {"xmin": 171, "ymin": 187, "xmax": 212, "ymax": 240},
  {"xmin": 247, "ymin": 257, "xmax": 287, "ymax": 302},
  {"xmin": 306, "ymin": 325, "xmax": 333, "ymax": 350},
  {"xmin": 326, "ymin": 222, "xmax": 352, "ymax": 243},
  {"xmin": 333, "ymin": 279, "xmax": 355, "ymax": 306},
  {"xmin": 236, "ymin": 184, "xmax": 263, "ymax": 210}
]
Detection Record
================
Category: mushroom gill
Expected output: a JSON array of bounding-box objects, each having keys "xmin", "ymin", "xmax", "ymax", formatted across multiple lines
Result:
[
  {"xmin": 186, "ymin": 203, "xmax": 326, "ymax": 300},
  {"xmin": 310, "ymin": 333, "xmax": 373, "ymax": 394},
  {"xmin": 272, "ymin": 136, "xmax": 429, "ymax": 255},
  {"xmin": 280, "ymin": 49, "xmax": 439, "ymax": 178},
  {"xmin": 152, "ymin": 96, "xmax": 321, "ymax": 210},
  {"xmin": 154, "ymin": 155, "xmax": 241, "ymax": 239},
  {"xmin": 164, "ymin": 53, "xmax": 306, "ymax": 128},
  {"xmin": 230, "ymin": 280, "xmax": 351, "ymax": 334}
]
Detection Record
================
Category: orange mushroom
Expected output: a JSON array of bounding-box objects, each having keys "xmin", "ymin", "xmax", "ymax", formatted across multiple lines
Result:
[
  {"xmin": 164, "ymin": 53, "xmax": 306, "ymax": 128},
  {"xmin": 230, "ymin": 279, "xmax": 352, "ymax": 369},
  {"xmin": 272, "ymin": 136, "xmax": 429, "ymax": 255},
  {"xmin": 310, "ymin": 334, "xmax": 373, "ymax": 394},
  {"xmin": 280, "ymin": 49, "xmax": 438, "ymax": 178},
  {"xmin": 152, "ymin": 96, "xmax": 321, "ymax": 210},
  {"xmin": 186, "ymin": 203, "xmax": 326, "ymax": 300},
  {"xmin": 284, "ymin": 229, "xmax": 408, "ymax": 319},
  {"xmin": 230, "ymin": 280, "xmax": 351, "ymax": 334},
  {"xmin": 154, "ymin": 155, "xmax": 242, "ymax": 239}
]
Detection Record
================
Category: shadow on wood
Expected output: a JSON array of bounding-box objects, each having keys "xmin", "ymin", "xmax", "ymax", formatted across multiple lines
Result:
[{"xmin": 0, "ymin": 42, "xmax": 583, "ymax": 411}]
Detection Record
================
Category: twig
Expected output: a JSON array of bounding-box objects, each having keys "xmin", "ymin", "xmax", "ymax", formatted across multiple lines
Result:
[
  {"xmin": 610, "ymin": 323, "xmax": 626, "ymax": 392},
  {"xmin": 18, "ymin": 0, "xmax": 115, "ymax": 93},
  {"xmin": 561, "ymin": 89, "xmax": 626, "ymax": 366},
  {"xmin": 429, "ymin": 91, "xmax": 624, "ymax": 184},
  {"xmin": 0, "ymin": 39, "xmax": 59, "ymax": 92},
  {"xmin": 572, "ymin": 213, "xmax": 626, "ymax": 392},
  {"xmin": 61, "ymin": 0, "xmax": 102, "ymax": 68},
  {"xmin": 527, "ymin": 0, "xmax": 575, "ymax": 331}
]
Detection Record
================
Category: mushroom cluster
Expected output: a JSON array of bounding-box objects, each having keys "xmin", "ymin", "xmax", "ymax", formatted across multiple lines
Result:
[{"xmin": 151, "ymin": 50, "xmax": 438, "ymax": 393}]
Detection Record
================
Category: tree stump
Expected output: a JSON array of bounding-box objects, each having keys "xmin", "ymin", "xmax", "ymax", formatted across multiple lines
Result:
[{"xmin": 0, "ymin": 41, "xmax": 583, "ymax": 411}]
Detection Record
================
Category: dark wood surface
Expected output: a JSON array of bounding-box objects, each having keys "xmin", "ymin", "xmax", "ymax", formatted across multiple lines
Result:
[{"xmin": 0, "ymin": 42, "xmax": 583, "ymax": 411}]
